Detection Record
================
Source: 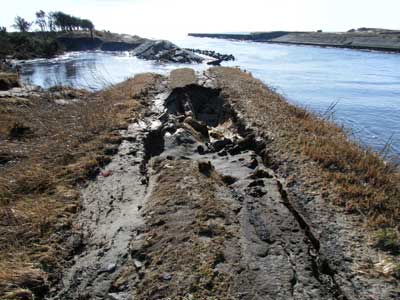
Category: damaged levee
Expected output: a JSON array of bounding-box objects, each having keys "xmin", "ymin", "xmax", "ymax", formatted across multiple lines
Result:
[
  {"xmin": 52, "ymin": 68, "xmax": 399, "ymax": 300},
  {"xmin": 131, "ymin": 74, "xmax": 353, "ymax": 299}
]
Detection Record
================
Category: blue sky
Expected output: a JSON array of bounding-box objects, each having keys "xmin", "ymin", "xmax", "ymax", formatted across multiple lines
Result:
[{"xmin": 1, "ymin": 0, "xmax": 399, "ymax": 38}]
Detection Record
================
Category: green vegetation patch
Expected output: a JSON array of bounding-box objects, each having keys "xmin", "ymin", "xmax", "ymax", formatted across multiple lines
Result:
[{"xmin": 374, "ymin": 229, "xmax": 400, "ymax": 255}]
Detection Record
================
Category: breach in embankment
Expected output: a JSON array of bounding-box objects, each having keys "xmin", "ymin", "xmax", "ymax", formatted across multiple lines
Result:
[{"xmin": 0, "ymin": 68, "xmax": 399, "ymax": 299}]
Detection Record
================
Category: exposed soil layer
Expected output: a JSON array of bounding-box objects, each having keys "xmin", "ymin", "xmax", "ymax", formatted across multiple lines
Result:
[{"xmin": 51, "ymin": 68, "xmax": 399, "ymax": 300}]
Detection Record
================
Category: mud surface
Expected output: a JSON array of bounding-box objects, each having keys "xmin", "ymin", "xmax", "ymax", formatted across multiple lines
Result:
[{"xmin": 52, "ymin": 68, "xmax": 399, "ymax": 299}]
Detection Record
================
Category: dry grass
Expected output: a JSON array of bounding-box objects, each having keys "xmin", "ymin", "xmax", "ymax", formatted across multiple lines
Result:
[
  {"xmin": 210, "ymin": 67, "xmax": 400, "ymax": 233},
  {"xmin": 0, "ymin": 73, "xmax": 161, "ymax": 298}
]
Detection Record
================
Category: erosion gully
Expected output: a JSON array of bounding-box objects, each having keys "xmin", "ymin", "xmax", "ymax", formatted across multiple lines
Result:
[{"xmin": 51, "ymin": 69, "xmax": 398, "ymax": 300}]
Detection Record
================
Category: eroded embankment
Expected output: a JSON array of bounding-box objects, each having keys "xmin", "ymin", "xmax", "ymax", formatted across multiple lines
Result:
[{"xmin": 53, "ymin": 68, "xmax": 399, "ymax": 300}]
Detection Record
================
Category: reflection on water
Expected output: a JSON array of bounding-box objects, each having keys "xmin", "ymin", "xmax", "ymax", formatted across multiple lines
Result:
[{"xmin": 19, "ymin": 39, "xmax": 400, "ymax": 157}]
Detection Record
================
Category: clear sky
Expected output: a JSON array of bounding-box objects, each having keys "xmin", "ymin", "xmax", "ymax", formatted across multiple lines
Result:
[{"xmin": 1, "ymin": 0, "xmax": 399, "ymax": 39}]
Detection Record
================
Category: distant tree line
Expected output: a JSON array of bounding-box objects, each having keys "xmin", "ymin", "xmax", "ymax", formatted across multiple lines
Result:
[
  {"xmin": 48, "ymin": 11, "xmax": 94, "ymax": 34},
  {"xmin": 10, "ymin": 11, "xmax": 95, "ymax": 37},
  {"xmin": 0, "ymin": 11, "xmax": 95, "ymax": 60}
]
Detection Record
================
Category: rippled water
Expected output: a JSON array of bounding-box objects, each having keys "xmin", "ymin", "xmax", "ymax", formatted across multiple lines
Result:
[{"xmin": 19, "ymin": 37, "xmax": 400, "ymax": 156}]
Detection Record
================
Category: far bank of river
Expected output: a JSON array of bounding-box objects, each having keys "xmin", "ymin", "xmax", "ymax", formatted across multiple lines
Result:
[{"xmin": 189, "ymin": 29, "xmax": 400, "ymax": 53}]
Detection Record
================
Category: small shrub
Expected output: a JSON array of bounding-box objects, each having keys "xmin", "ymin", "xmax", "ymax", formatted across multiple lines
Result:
[{"xmin": 374, "ymin": 229, "xmax": 400, "ymax": 255}]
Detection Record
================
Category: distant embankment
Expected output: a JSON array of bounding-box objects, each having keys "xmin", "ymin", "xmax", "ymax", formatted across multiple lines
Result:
[
  {"xmin": 189, "ymin": 29, "xmax": 400, "ymax": 52},
  {"xmin": 57, "ymin": 31, "xmax": 147, "ymax": 52},
  {"xmin": 188, "ymin": 32, "xmax": 292, "ymax": 41}
]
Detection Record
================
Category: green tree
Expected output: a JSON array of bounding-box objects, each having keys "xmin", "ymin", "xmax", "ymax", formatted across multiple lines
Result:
[
  {"xmin": 48, "ymin": 11, "xmax": 95, "ymax": 34},
  {"xmin": 80, "ymin": 19, "xmax": 94, "ymax": 38},
  {"xmin": 12, "ymin": 16, "xmax": 32, "ymax": 32},
  {"xmin": 48, "ymin": 12, "xmax": 56, "ymax": 32},
  {"xmin": 35, "ymin": 10, "xmax": 47, "ymax": 32}
]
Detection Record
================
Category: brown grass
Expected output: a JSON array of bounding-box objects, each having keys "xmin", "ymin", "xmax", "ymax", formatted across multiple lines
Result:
[
  {"xmin": 210, "ymin": 67, "xmax": 400, "ymax": 232},
  {"xmin": 0, "ymin": 73, "xmax": 161, "ymax": 298}
]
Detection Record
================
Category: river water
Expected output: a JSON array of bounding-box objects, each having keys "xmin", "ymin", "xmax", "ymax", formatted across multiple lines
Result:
[{"xmin": 19, "ymin": 36, "xmax": 400, "ymax": 157}]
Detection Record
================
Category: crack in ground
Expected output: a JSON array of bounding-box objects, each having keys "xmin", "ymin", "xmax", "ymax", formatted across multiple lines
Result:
[{"xmin": 277, "ymin": 179, "xmax": 349, "ymax": 300}]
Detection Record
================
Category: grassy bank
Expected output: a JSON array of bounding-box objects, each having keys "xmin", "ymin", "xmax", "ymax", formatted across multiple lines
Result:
[
  {"xmin": 0, "ymin": 73, "xmax": 161, "ymax": 298},
  {"xmin": 210, "ymin": 67, "xmax": 400, "ymax": 249}
]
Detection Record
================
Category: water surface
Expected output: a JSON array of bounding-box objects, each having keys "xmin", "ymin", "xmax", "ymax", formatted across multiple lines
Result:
[{"xmin": 19, "ymin": 37, "xmax": 400, "ymax": 156}]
